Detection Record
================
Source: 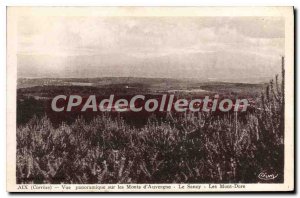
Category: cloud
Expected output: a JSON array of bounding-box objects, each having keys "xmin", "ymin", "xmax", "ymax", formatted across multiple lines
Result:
[{"xmin": 17, "ymin": 16, "xmax": 285, "ymax": 81}]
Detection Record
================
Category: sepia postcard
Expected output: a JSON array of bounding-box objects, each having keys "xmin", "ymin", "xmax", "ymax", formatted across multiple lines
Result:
[{"xmin": 7, "ymin": 7, "xmax": 294, "ymax": 192}]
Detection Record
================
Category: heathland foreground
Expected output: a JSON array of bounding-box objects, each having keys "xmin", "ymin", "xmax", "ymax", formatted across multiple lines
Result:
[{"xmin": 16, "ymin": 68, "xmax": 285, "ymax": 184}]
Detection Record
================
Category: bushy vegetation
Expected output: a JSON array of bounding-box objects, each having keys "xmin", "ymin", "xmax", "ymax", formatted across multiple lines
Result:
[{"xmin": 16, "ymin": 60, "xmax": 285, "ymax": 184}]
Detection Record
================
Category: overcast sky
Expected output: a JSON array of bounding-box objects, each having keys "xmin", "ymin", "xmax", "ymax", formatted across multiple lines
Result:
[{"xmin": 17, "ymin": 16, "xmax": 284, "ymax": 81}]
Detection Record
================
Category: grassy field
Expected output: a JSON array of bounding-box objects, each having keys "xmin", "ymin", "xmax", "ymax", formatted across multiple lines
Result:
[{"xmin": 16, "ymin": 69, "xmax": 284, "ymax": 184}]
